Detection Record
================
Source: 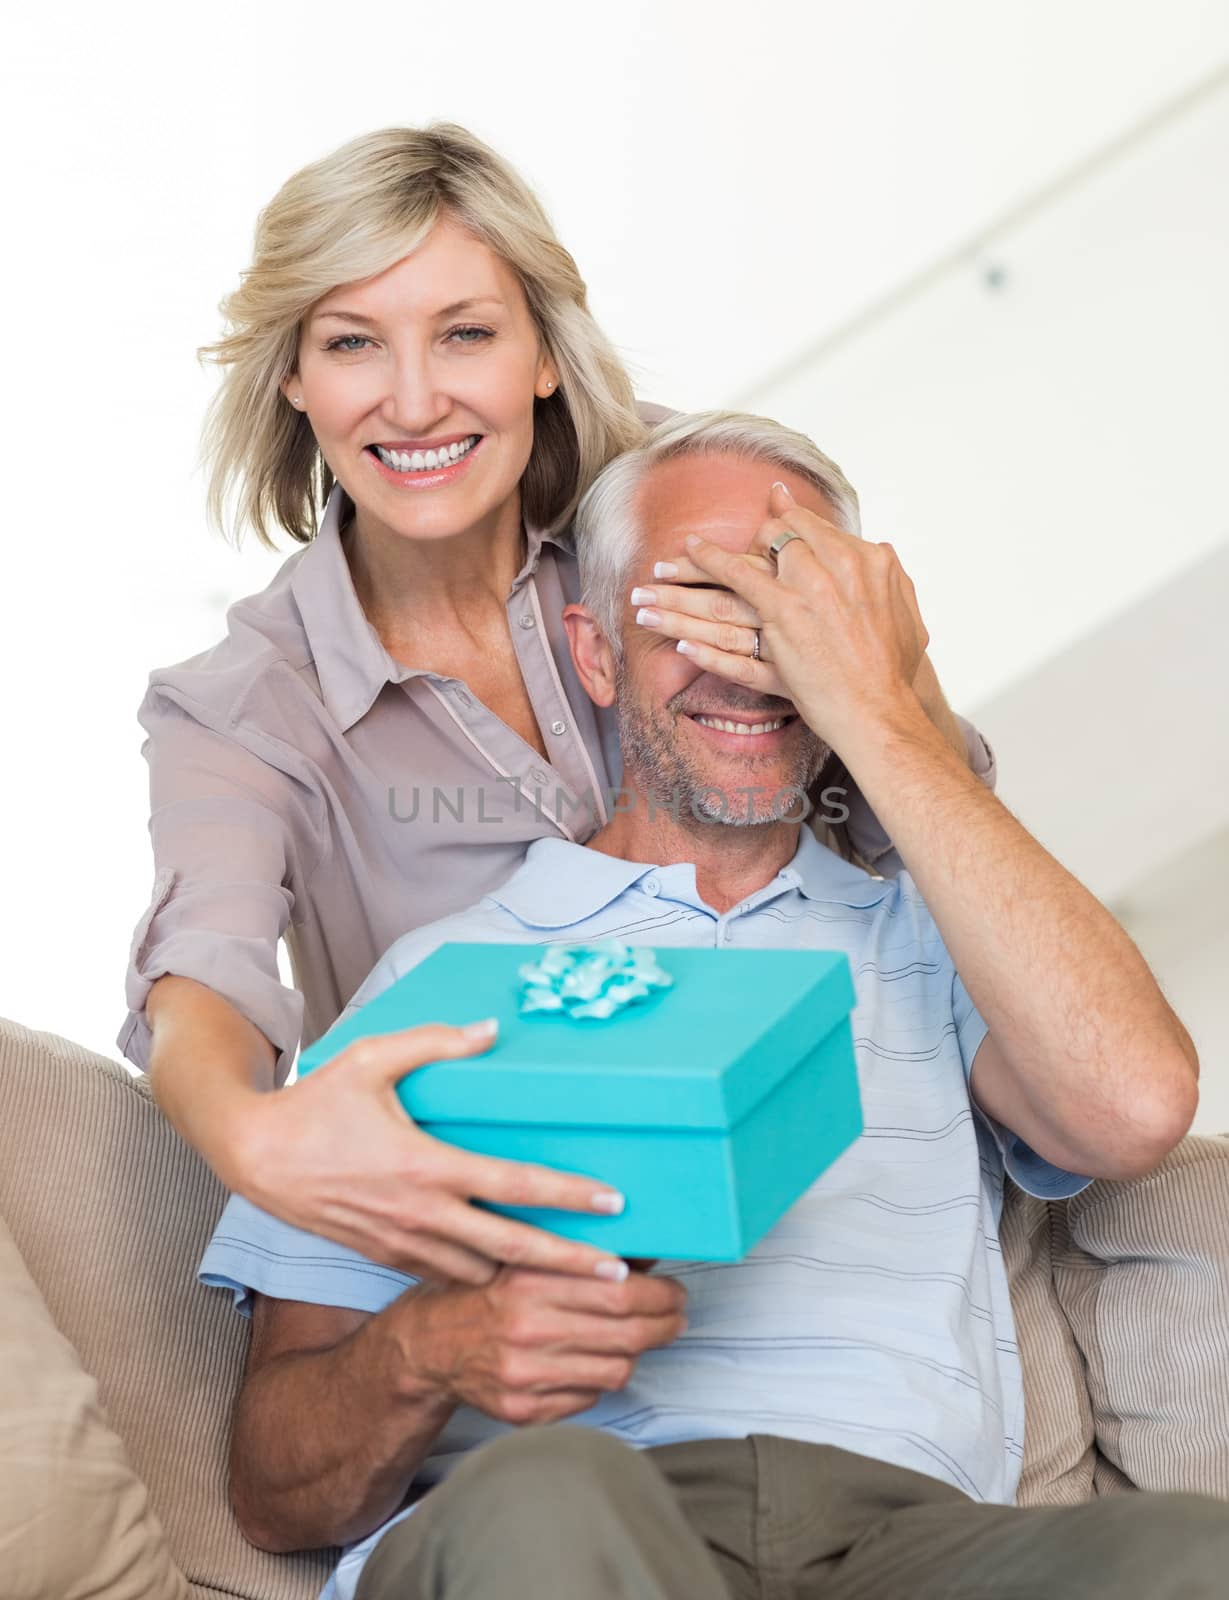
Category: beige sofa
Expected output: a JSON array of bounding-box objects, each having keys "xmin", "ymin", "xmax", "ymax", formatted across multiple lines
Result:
[{"xmin": 2, "ymin": 1017, "xmax": 1227, "ymax": 1600}]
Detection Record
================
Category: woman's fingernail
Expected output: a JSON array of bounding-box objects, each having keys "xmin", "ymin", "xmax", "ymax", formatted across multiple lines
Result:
[
  {"xmin": 635, "ymin": 607, "xmax": 661, "ymax": 627},
  {"xmin": 462, "ymin": 1018, "xmax": 498, "ymax": 1041},
  {"xmin": 676, "ymin": 640, "xmax": 698, "ymax": 656},
  {"xmin": 595, "ymin": 1258, "xmax": 630, "ymax": 1282},
  {"xmin": 629, "ymin": 587, "xmax": 656, "ymax": 606},
  {"xmin": 591, "ymin": 1190, "xmax": 626, "ymax": 1214},
  {"xmin": 772, "ymin": 480, "xmax": 794, "ymax": 500},
  {"xmin": 653, "ymin": 562, "xmax": 678, "ymax": 579},
  {"xmin": 684, "ymin": 533, "xmax": 702, "ymax": 549}
]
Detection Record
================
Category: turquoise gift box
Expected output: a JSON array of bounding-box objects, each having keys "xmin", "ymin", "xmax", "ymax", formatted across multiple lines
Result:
[{"xmin": 298, "ymin": 942, "xmax": 862, "ymax": 1261}]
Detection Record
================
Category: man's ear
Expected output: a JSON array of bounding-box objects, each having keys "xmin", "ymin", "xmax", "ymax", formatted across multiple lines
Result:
[{"xmin": 562, "ymin": 604, "xmax": 617, "ymax": 707}]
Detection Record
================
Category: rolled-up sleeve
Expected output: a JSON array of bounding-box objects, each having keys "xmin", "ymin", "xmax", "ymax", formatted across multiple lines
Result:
[
  {"xmin": 842, "ymin": 714, "xmax": 996, "ymax": 876},
  {"xmin": 116, "ymin": 691, "xmax": 315, "ymax": 1087}
]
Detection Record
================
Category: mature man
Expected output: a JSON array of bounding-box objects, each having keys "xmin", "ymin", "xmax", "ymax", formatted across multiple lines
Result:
[{"xmin": 201, "ymin": 413, "xmax": 1222, "ymax": 1600}]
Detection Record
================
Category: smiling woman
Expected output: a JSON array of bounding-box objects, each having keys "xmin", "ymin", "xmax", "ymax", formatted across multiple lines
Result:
[
  {"xmin": 289, "ymin": 232, "xmax": 553, "ymax": 542},
  {"xmin": 117, "ymin": 122, "xmax": 995, "ymax": 1288}
]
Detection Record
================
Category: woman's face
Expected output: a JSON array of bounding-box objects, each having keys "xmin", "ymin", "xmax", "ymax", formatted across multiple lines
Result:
[{"xmin": 287, "ymin": 215, "xmax": 557, "ymax": 547}]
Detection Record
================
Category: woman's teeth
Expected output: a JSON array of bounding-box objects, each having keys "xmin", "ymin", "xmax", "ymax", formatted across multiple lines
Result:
[
  {"xmin": 373, "ymin": 436, "xmax": 479, "ymax": 473},
  {"xmin": 693, "ymin": 716, "xmax": 789, "ymax": 735}
]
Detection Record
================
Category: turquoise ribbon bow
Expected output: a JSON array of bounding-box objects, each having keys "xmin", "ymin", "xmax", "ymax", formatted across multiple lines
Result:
[{"xmin": 517, "ymin": 941, "xmax": 674, "ymax": 1021}]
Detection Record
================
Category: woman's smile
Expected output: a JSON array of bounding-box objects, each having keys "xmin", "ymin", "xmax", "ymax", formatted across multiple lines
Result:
[{"xmin": 366, "ymin": 432, "xmax": 485, "ymax": 490}]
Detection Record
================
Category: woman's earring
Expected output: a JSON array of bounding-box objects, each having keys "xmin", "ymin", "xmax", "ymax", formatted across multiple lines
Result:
[{"xmin": 291, "ymin": 396, "xmax": 304, "ymax": 408}]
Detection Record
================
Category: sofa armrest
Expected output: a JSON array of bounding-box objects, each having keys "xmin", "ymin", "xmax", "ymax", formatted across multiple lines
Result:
[
  {"xmin": 0, "ymin": 1216, "xmax": 188, "ymax": 1600},
  {"xmin": 1050, "ymin": 1133, "xmax": 1229, "ymax": 1500},
  {"xmin": 0, "ymin": 1016, "xmax": 336, "ymax": 1600}
]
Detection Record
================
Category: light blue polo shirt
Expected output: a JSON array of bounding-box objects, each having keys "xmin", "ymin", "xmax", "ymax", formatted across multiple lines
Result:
[{"xmin": 201, "ymin": 830, "xmax": 1091, "ymax": 1599}]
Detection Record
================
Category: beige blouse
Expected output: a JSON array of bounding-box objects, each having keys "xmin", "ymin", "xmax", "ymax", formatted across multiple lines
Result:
[{"xmin": 117, "ymin": 484, "xmax": 994, "ymax": 1086}]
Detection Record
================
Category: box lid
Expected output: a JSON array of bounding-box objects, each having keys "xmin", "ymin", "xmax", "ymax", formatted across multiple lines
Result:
[{"xmin": 299, "ymin": 942, "xmax": 856, "ymax": 1131}]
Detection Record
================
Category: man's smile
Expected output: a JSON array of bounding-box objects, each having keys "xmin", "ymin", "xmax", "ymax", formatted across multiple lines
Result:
[{"xmin": 682, "ymin": 709, "xmax": 801, "ymax": 748}]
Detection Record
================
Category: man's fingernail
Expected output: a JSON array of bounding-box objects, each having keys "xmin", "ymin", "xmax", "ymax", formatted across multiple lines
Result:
[
  {"xmin": 591, "ymin": 1190, "xmax": 626, "ymax": 1214},
  {"xmin": 676, "ymin": 640, "xmax": 698, "ymax": 656},
  {"xmin": 653, "ymin": 562, "xmax": 678, "ymax": 579},
  {"xmin": 595, "ymin": 1258, "xmax": 630, "ymax": 1282},
  {"xmin": 462, "ymin": 1018, "xmax": 498, "ymax": 1041},
  {"xmin": 684, "ymin": 533, "xmax": 702, "ymax": 549}
]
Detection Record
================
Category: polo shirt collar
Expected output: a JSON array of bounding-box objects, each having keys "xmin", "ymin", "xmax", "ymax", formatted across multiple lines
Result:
[
  {"xmin": 775, "ymin": 824, "xmax": 893, "ymax": 907},
  {"xmin": 487, "ymin": 839, "xmax": 659, "ymax": 928},
  {"xmin": 290, "ymin": 483, "xmax": 572, "ymax": 733},
  {"xmin": 489, "ymin": 827, "xmax": 890, "ymax": 930}
]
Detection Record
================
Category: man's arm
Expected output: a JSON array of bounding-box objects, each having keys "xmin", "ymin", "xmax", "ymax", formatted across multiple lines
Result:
[
  {"xmin": 837, "ymin": 702, "xmax": 1198, "ymax": 1181},
  {"xmin": 675, "ymin": 502, "xmax": 1198, "ymax": 1182},
  {"xmin": 911, "ymin": 651, "xmax": 976, "ymax": 765},
  {"xmin": 228, "ymin": 1295, "xmax": 455, "ymax": 1553},
  {"xmin": 228, "ymin": 1269, "xmax": 687, "ymax": 1553},
  {"xmin": 825, "ymin": 651, "xmax": 989, "ymax": 871}
]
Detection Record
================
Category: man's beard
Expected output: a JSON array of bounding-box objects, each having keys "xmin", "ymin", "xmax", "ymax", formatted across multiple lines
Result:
[{"xmin": 613, "ymin": 660, "xmax": 830, "ymax": 830}]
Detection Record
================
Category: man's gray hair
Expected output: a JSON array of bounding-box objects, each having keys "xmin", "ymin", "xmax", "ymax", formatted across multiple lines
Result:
[{"xmin": 573, "ymin": 410, "xmax": 861, "ymax": 659}]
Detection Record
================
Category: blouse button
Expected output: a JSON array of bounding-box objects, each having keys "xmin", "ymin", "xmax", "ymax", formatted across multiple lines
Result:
[
  {"xmin": 550, "ymin": 719, "xmax": 568, "ymax": 736},
  {"xmin": 519, "ymin": 614, "xmax": 535, "ymax": 629},
  {"xmin": 529, "ymin": 767, "xmax": 550, "ymax": 785},
  {"xmin": 455, "ymin": 689, "xmax": 472, "ymax": 708}
]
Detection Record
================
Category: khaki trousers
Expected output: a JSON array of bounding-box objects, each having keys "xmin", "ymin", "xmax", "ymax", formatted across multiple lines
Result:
[{"xmin": 355, "ymin": 1428, "xmax": 1229, "ymax": 1600}]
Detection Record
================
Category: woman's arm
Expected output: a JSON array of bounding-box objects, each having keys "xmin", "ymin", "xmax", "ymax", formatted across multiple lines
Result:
[
  {"xmin": 147, "ymin": 980, "xmax": 632, "ymax": 1285},
  {"xmin": 145, "ymin": 975, "xmax": 276, "ymax": 1188},
  {"xmin": 127, "ymin": 701, "xmax": 630, "ymax": 1286}
]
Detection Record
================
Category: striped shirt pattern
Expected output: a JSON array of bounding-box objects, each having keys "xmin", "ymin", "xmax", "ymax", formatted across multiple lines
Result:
[{"xmin": 200, "ymin": 829, "xmax": 1091, "ymax": 1600}]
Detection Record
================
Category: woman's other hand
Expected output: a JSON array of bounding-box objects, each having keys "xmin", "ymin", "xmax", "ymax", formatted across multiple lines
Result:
[{"xmin": 229, "ymin": 1021, "xmax": 630, "ymax": 1287}]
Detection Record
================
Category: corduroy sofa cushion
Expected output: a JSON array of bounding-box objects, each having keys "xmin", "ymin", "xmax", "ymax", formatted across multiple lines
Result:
[
  {"xmin": 0, "ymin": 1017, "xmax": 336, "ymax": 1600},
  {"xmin": 0, "ymin": 1214, "xmax": 188, "ymax": 1600},
  {"xmin": 998, "ymin": 1188, "xmax": 1098, "ymax": 1505},
  {"xmin": 1050, "ymin": 1133, "xmax": 1229, "ymax": 1500}
]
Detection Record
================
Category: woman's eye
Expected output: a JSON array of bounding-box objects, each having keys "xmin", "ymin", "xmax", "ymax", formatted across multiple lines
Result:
[
  {"xmin": 324, "ymin": 334, "xmax": 372, "ymax": 353},
  {"xmin": 448, "ymin": 325, "xmax": 494, "ymax": 346}
]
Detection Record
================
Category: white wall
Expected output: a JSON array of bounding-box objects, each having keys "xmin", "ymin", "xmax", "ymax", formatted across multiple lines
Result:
[
  {"xmin": 1115, "ymin": 827, "xmax": 1229, "ymax": 1135},
  {"xmin": 967, "ymin": 546, "xmax": 1229, "ymax": 1133},
  {"xmin": 1, "ymin": 2, "xmax": 1225, "ymax": 1109},
  {"xmin": 751, "ymin": 78, "xmax": 1229, "ymax": 710}
]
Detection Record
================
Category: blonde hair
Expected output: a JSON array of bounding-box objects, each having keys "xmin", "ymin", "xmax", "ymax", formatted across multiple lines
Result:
[
  {"xmin": 200, "ymin": 124, "xmax": 646, "ymax": 548},
  {"xmin": 575, "ymin": 410, "xmax": 862, "ymax": 659}
]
